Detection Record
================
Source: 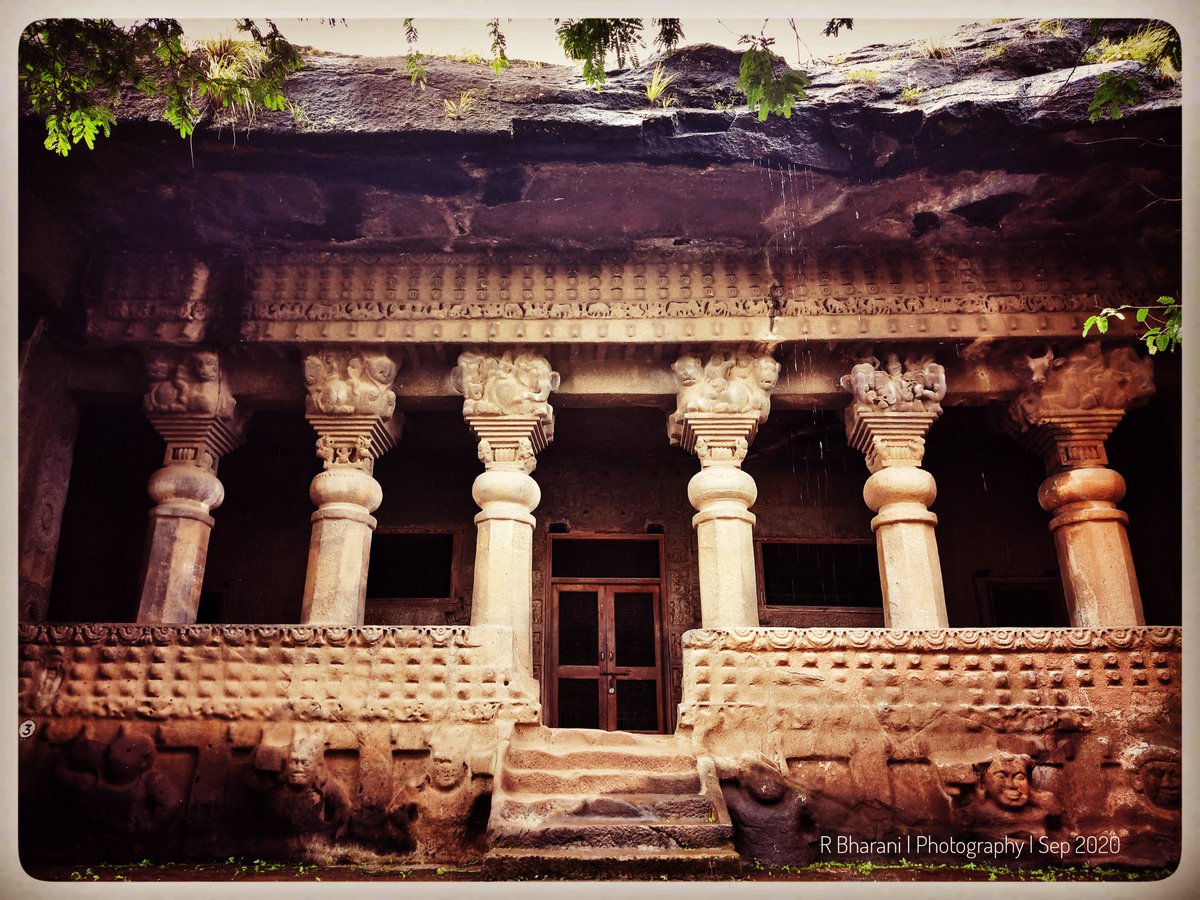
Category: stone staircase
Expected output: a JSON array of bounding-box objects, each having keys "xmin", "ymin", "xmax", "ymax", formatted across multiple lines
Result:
[{"xmin": 482, "ymin": 724, "xmax": 740, "ymax": 879}]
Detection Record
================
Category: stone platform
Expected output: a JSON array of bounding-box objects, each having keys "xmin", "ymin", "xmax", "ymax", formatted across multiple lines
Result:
[{"xmin": 16, "ymin": 624, "xmax": 1181, "ymax": 870}]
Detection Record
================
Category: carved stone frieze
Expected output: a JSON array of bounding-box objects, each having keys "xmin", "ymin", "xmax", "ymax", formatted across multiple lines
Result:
[
  {"xmin": 86, "ymin": 247, "xmax": 1170, "ymax": 344},
  {"xmin": 143, "ymin": 349, "xmax": 247, "ymax": 471}
]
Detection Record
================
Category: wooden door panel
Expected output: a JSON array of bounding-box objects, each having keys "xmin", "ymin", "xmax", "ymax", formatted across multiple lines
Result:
[{"xmin": 550, "ymin": 581, "xmax": 664, "ymax": 733}]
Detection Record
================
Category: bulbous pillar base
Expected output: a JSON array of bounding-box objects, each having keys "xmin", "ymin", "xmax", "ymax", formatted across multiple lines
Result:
[
  {"xmin": 471, "ymin": 467, "xmax": 540, "ymax": 671},
  {"xmin": 862, "ymin": 465, "xmax": 947, "ymax": 629},
  {"xmin": 1038, "ymin": 467, "xmax": 1143, "ymax": 627},
  {"xmin": 136, "ymin": 465, "xmax": 225, "ymax": 624},
  {"xmin": 688, "ymin": 465, "xmax": 760, "ymax": 629},
  {"xmin": 301, "ymin": 466, "xmax": 383, "ymax": 626}
]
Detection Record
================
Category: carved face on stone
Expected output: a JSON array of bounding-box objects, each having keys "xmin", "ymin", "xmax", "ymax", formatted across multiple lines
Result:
[
  {"xmin": 284, "ymin": 736, "xmax": 323, "ymax": 787},
  {"xmin": 672, "ymin": 355, "xmax": 703, "ymax": 388},
  {"xmin": 982, "ymin": 753, "xmax": 1031, "ymax": 810},
  {"xmin": 303, "ymin": 355, "xmax": 326, "ymax": 389},
  {"xmin": 517, "ymin": 355, "xmax": 558, "ymax": 393},
  {"xmin": 367, "ymin": 355, "xmax": 396, "ymax": 388},
  {"xmin": 1141, "ymin": 759, "xmax": 1181, "ymax": 809},
  {"xmin": 755, "ymin": 356, "xmax": 781, "ymax": 392},
  {"xmin": 192, "ymin": 352, "xmax": 219, "ymax": 383},
  {"xmin": 145, "ymin": 353, "xmax": 173, "ymax": 381},
  {"xmin": 427, "ymin": 740, "xmax": 468, "ymax": 791},
  {"xmin": 105, "ymin": 733, "xmax": 156, "ymax": 785}
]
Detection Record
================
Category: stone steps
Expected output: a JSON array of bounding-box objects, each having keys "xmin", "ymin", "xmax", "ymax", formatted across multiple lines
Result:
[
  {"xmin": 483, "ymin": 724, "xmax": 738, "ymax": 879},
  {"xmin": 505, "ymin": 746, "xmax": 698, "ymax": 772},
  {"xmin": 494, "ymin": 792, "xmax": 715, "ymax": 820},
  {"xmin": 500, "ymin": 767, "xmax": 701, "ymax": 795}
]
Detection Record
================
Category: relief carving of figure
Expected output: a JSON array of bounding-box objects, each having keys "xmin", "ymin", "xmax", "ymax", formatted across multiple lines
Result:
[
  {"xmin": 396, "ymin": 734, "xmax": 490, "ymax": 859},
  {"xmin": 668, "ymin": 352, "xmax": 780, "ymax": 445},
  {"xmin": 1012, "ymin": 343, "xmax": 1154, "ymax": 425},
  {"xmin": 55, "ymin": 730, "xmax": 184, "ymax": 849},
  {"xmin": 453, "ymin": 351, "xmax": 560, "ymax": 421},
  {"xmin": 243, "ymin": 729, "xmax": 352, "ymax": 840},
  {"xmin": 304, "ymin": 350, "xmax": 398, "ymax": 418},
  {"xmin": 957, "ymin": 752, "xmax": 1062, "ymax": 844},
  {"xmin": 840, "ymin": 353, "xmax": 946, "ymax": 415},
  {"xmin": 143, "ymin": 351, "xmax": 185, "ymax": 413},
  {"xmin": 717, "ymin": 753, "xmax": 811, "ymax": 867}
]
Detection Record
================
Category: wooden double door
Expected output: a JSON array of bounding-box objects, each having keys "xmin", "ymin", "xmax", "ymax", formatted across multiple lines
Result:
[{"xmin": 545, "ymin": 536, "xmax": 667, "ymax": 733}]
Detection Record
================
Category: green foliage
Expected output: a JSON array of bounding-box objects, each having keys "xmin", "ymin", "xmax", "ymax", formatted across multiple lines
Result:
[
  {"xmin": 654, "ymin": 19, "xmax": 685, "ymax": 53},
  {"xmin": 823, "ymin": 19, "xmax": 854, "ymax": 38},
  {"xmin": 403, "ymin": 18, "xmax": 427, "ymax": 89},
  {"xmin": 646, "ymin": 63, "xmax": 676, "ymax": 108},
  {"xmin": 1084, "ymin": 25, "xmax": 1179, "ymax": 74},
  {"xmin": 736, "ymin": 37, "xmax": 810, "ymax": 122},
  {"xmin": 1038, "ymin": 20, "xmax": 1068, "ymax": 37},
  {"xmin": 846, "ymin": 68, "xmax": 879, "ymax": 87},
  {"xmin": 443, "ymin": 90, "xmax": 477, "ymax": 120},
  {"xmin": 899, "ymin": 86, "xmax": 925, "ymax": 104},
  {"xmin": 556, "ymin": 18, "xmax": 644, "ymax": 89},
  {"xmin": 20, "ymin": 18, "xmax": 303, "ymax": 155},
  {"xmin": 917, "ymin": 37, "xmax": 954, "ymax": 60},
  {"xmin": 487, "ymin": 19, "xmax": 509, "ymax": 74},
  {"xmin": 1088, "ymin": 71, "xmax": 1141, "ymax": 121},
  {"xmin": 1083, "ymin": 297, "xmax": 1181, "ymax": 354},
  {"xmin": 982, "ymin": 43, "xmax": 1009, "ymax": 60}
]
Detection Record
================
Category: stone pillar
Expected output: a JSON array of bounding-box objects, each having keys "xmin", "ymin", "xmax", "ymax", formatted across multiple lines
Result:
[
  {"xmin": 669, "ymin": 351, "xmax": 780, "ymax": 629},
  {"xmin": 840, "ymin": 352, "xmax": 949, "ymax": 629},
  {"xmin": 300, "ymin": 349, "xmax": 403, "ymax": 625},
  {"xmin": 1006, "ymin": 344, "xmax": 1155, "ymax": 627},
  {"xmin": 18, "ymin": 328, "xmax": 79, "ymax": 621},
  {"xmin": 137, "ymin": 350, "xmax": 248, "ymax": 623},
  {"xmin": 452, "ymin": 351, "xmax": 560, "ymax": 671}
]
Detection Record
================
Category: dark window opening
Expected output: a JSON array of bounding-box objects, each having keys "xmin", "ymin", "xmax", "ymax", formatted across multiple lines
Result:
[
  {"xmin": 760, "ymin": 541, "xmax": 882, "ymax": 608},
  {"xmin": 366, "ymin": 533, "xmax": 455, "ymax": 600},
  {"xmin": 551, "ymin": 539, "xmax": 660, "ymax": 580},
  {"xmin": 976, "ymin": 576, "xmax": 1068, "ymax": 627}
]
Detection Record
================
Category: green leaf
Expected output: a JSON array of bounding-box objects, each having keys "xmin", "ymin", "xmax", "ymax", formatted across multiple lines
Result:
[
  {"xmin": 1155, "ymin": 332, "xmax": 1170, "ymax": 351},
  {"xmin": 1082, "ymin": 315, "xmax": 1097, "ymax": 336},
  {"xmin": 1136, "ymin": 307, "xmax": 1149, "ymax": 322},
  {"xmin": 1096, "ymin": 316, "xmax": 1108, "ymax": 333}
]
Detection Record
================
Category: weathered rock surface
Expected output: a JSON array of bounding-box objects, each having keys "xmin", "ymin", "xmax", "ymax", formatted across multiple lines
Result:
[{"xmin": 19, "ymin": 17, "xmax": 1180, "ymax": 310}]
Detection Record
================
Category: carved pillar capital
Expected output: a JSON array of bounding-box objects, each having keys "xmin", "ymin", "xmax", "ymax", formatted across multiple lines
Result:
[
  {"xmin": 1005, "ymin": 344, "xmax": 1154, "ymax": 474},
  {"xmin": 668, "ymin": 350, "xmax": 780, "ymax": 466},
  {"xmin": 452, "ymin": 350, "xmax": 559, "ymax": 473},
  {"xmin": 143, "ymin": 349, "xmax": 248, "ymax": 471},
  {"xmin": 303, "ymin": 348, "xmax": 403, "ymax": 474},
  {"xmin": 840, "ymin": 352, "xmax": 946, "ymax": 473}
]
